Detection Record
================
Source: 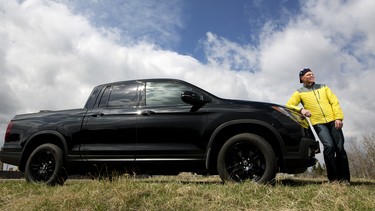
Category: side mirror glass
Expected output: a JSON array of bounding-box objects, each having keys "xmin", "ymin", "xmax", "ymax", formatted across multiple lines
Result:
[{"xmin": 181, "ymin": 91, "xmax": 209, "ymax": 105}]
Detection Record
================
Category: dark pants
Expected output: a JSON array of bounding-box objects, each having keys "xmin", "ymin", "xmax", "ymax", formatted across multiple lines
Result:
[{"xmin": 314, "ymin": 121, "xmax": 350, "ymax": 182}]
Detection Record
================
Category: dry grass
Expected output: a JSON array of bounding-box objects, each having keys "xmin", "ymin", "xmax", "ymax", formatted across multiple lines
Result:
[{"xmin": 0, "ymin": 174, "xmax": 374, "ymax": 211}]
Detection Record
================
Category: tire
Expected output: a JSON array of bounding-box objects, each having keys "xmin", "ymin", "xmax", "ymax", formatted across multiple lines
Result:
[
  {"xmin": 217, "ymin": 133, "xmax": 277, "ymax": 184},
  {"xmin": 25, "ymin": 144, "xmax": 67, "ymax": 185}
]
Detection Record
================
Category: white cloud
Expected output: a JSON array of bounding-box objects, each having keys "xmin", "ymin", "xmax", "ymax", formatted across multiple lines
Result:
[
  {"xmin": 0, "ymin": 0, "xmax": 374, "ymax": 150},
  {"xmin": 203, "ymin": 32, "xmax": 259, "ymax": 72},
  {"xmin": 0, "ymin": 1, "xmax": 249, "ymax": 142},
  {"xmin": 57, "ymin": 0, "xmax": 185, "ymax": 48},
  {"xmin": 200, "ymin": 0, "xmax": 375, "ymax": 137}
]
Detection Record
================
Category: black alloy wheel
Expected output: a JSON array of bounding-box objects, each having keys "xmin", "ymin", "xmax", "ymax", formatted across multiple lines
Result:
[
  {"xmin": 217, "ymin": 133, "xmax": 277, "ymax": 184},
  {"xmin": 25, "ymin": 144, "xmax": 67, "ymax": 185}
]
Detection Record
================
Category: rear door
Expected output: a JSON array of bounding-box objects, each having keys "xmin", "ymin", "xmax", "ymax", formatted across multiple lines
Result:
[{"xmin": 81, "ymin": 81, "xmax": 144, "ymax": 164}]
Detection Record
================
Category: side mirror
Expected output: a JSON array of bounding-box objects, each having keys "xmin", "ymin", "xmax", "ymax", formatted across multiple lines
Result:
[{"xmin": 181, "ymin": 91, "xmax": 210, "ymax": 105}]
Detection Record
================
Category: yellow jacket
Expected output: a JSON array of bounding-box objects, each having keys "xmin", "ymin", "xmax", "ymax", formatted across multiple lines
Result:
[{"xmin": 286, "ymin": 83, "xmax": 344, "ymax": 125}]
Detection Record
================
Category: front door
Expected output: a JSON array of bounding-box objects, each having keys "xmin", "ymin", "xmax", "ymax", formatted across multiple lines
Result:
[{"xmin": 135, "ymin": 81, "xmax": 207, "ymax": 172}]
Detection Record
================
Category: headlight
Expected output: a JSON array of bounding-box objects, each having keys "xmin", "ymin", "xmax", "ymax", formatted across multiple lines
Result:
[{"xmin": 271, "ymin": 105, "xmax": 309, "ymax": 128}]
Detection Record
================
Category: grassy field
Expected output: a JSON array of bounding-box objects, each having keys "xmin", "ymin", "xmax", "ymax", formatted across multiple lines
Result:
[{"xmin": 1, "ymin": 174, "xmax": 374, "ymax": 211}]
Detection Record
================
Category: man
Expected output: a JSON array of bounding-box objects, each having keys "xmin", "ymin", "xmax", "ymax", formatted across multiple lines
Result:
[{"xmin": 286, "ymin": 68, "xmax": 350, "ymax": 184}]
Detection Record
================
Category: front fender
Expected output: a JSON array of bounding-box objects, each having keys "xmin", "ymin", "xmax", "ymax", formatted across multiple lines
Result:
[{"xmin": 205, "ymin": 119, "xmax": 286, "ymax": 171}]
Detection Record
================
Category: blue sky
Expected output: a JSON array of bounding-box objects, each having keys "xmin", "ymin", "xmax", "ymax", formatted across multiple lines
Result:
[
  {"xmin": 63, "ymin": 0, "xmax": 301, "ymax": 65},
  {"xmin": 180, "ymin": 0, "xmax": 300, "ymax": 62},
  {"xmin": 1, "ymin": 0, "xmax": 375, "ymax": 150}
]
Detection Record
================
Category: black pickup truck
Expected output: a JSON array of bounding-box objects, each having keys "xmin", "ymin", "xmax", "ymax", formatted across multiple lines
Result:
[{"xmin": 0, "ymin": 79, "xmax": 319, "ymax": 185}]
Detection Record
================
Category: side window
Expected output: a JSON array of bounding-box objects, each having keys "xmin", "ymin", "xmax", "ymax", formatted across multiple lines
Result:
[
  {"xmin": 106, "ymin": 82, "xmax": 144, "ymax": 108},
  {"xmin": 146, "ymin": 82, "xmax": 192, "ymax": 107},
  {"xmin": 98, "ymin": 86, "xmax": 111, "ymax": 107}
]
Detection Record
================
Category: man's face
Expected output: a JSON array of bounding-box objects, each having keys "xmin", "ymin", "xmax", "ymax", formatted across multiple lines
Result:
[{"xmin": 301, "ymin": 71, "xmax": 315, "ymax": 84}]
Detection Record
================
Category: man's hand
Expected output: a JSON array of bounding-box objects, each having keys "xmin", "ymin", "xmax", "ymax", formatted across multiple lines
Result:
[
  {"xmin": 335, "ymin": 119, "xmax": 343, "ymax": 129},
  {"xmin": 301, "ymin": 109, "xmax": 311, "ymax": 117}
]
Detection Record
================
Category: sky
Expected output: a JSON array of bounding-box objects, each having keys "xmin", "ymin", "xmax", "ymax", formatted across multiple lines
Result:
[{"xmin": 1, "ymin": 0, "xmax": 375, "ymax": 151}]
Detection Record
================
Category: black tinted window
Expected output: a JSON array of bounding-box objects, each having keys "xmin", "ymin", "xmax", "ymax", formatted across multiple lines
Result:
[
  {"xmin": 98, "ymin": 86, "xmax": 111, "ymax": 107},
  {"xmin": 107, "ymin": 82, "xmax": 144, "ymax": 107},
  {"xmin": 146, "ymin": 82, "xmax": 192, "ymax": 106}
]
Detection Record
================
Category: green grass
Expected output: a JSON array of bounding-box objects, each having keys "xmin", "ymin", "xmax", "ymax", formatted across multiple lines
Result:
[{"xmin": 1, "ymin": 174, "xmax": 374, "ymax": 211}]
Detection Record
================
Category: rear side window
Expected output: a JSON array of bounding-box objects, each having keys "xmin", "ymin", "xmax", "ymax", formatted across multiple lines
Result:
[
  {"xmin": 98, "ymin": 86, "xmax": 111, "ymax": 108},
  {"xmin": 96, "ymin": 82, "xmax": 145, "ymax": 108}
]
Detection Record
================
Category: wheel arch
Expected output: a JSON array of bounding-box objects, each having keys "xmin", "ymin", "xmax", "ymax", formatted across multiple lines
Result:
[
  {"xmin": 205, "ymin": 119, "xmax": 286, "ymax": 174},
  {"xmin": 19, "ymin": 131, "xmax": 68, "ymax": 172}
]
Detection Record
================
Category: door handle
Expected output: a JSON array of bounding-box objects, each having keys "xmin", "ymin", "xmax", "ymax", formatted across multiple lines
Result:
[
  {"xmin": 141, "ymin": 110, "xmax": 155, "ymax": 116},
  {"xmin": 92, "ymin": 112, "xmax": 104, "ymax": 117}
]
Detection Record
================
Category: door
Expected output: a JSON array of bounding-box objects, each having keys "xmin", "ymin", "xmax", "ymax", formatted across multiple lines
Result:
[
  {"xmin": 81, "ymin": 81, "xmax": 144, "ymax": 164},
  {"xmin": 135, "ymin": 81, "xmax": 208, "ymax": 172}
]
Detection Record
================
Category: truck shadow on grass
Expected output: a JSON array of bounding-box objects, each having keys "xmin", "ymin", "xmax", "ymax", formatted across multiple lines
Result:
[
  {"xmin": 134, "ymin": 176, "xmax": 375, "ymax": 188},
  {"xmin": 2, "ymin": 171, "xmax": 374, "ymax": 187},
  {"xmin": 131, "ymin": 174, "xmax": 375, "ymax": 187},
  {"xmin": 277, "ymin": 178, "xmax": 375, "ymax": 187}
]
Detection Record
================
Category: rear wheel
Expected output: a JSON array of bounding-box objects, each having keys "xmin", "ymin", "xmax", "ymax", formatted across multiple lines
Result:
[
  {"xmin": 217, "ymin": 133, "xmax": 277, "ymax": 184},
  {"xmin": 25, "ymin": 144, "xmax": 67, "ymax": 185}
]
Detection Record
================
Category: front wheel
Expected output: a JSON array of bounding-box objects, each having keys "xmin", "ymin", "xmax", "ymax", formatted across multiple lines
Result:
[
  {"xmin": 217, "ymin": 133, "xmax": 277, "ymax": 184},
  {"xmin": 25, "ymin": 144, "xmax": 67, "ymax": 185}
]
